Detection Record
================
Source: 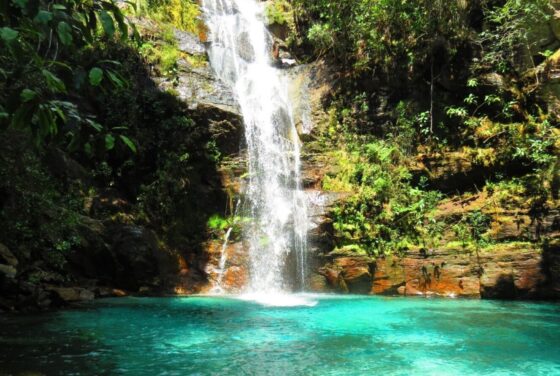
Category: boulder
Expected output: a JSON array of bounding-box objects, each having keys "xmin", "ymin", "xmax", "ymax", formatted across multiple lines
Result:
[
  {"xmin": 320, "ymin": 267, "xmax": 348, "ymax": 293},
  {"xmin": 49, "ymin": 287, "xmax": 95, "ymax": 302},
  {"xmin": 318, "ymin": 253, "xmax": 374, "ymax": 294},
  {"xmin": 335, "ymin": 256, "xmax": 373, "ymax": 293},
  {"xmin": 96, "ymin": 287, "xmax": 127, "ymax": 298}
]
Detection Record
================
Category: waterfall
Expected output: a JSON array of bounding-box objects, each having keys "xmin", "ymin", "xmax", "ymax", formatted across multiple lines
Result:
[{"xmin": 202, "ymin": 0, "xmax": 308, "ymax": 296}]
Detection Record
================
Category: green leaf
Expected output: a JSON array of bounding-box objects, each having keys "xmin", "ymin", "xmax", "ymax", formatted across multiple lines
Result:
[
  {"xmin": 111, "ymin": 8, "xmax": 128, "ymax": 39},
  {"xmin": 1, "ymin": 27, "xmax": 19, "ymax": 42},
  {"xmin": 99, "ymin": 11, "xmax": 115, "ymax": 37},
  {"xmin": 52, "ymin": 4, "xmax": 66, "ymax": 10},
  {"xmin": 119, "ymin": 135, "xmax": 137, "ymax": 153},
  {"xmin": 86, "ymin": 119, "xmax": 103, "ymax": 132},
  {"xmin": 50, "ymin": 102, "xmax": 66, "ymax": 122},
  {"xmin": 41, "ymin": 69, "xmax": 66, "ymax": 93},
  {"xmin": 20, "ymin": 88, "xmax": 37, "ymax": 102},
  {"xmin": 37, "ymin": 105, "xmax": 56, "ymax": 136},
  {"xmin": 105, "ymin": 134, "xmax": 115, "ymax": 150},
  {"xmin": 106, "ymin": 70, "xmax": 124, "ymax": 88},
  {"xmin": 89, "ymin": 67, "xmax": 103, "ymax": 86},
  {"xmin": 34, "ymin": 10, "xmax": 53, "ymax": 24},
  {"xmin": 56, "ymin": 21, "xmax": 73, "ymax": 45}
]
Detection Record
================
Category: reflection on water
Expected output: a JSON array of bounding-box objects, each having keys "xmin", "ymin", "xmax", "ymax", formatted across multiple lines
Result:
[{"xmin": 1, "ymin": 296, "xmax": 560, "ymax": 375}]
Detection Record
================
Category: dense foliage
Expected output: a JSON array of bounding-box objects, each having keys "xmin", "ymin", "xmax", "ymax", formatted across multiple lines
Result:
[
  {"xmin": 289, "ymin": 0, "xmax": 559, "ymax": 256},
  {"xmin": 0, "ymin": 0, "xmax": 222, "ymax": 289}
]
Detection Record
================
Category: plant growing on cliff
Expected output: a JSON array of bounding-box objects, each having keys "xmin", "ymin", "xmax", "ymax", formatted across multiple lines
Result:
[
  {"xmin": 141, "ymin": 0, "xmax": 201, "ymax": 34},
  {"xmin": 477, "ymin": 0, "xmax": 552, "ymax": 73},
  {"xmin": 325, "ymin": 139, "xmax": 443, "ymax": 257},
  {"xmin": 294, "ymin": 0, "xmax": 469, "ymax": 75}
]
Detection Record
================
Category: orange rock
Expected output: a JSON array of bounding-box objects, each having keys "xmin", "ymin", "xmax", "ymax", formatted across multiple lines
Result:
[
  {"xmin": 334, "ymin": 256, "xmax": 374, "ymax": 294},
  {"xmin": 222, "ymin": 266, "xmax": 247, "ymax": 292}
]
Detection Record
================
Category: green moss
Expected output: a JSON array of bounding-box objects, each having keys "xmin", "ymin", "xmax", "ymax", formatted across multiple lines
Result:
[
  {"xmin": 159, "ymin": 44, "xmax": 180, "ymax": 74},
  {"xmin": 139, "ymin": 41, "xmax": 180, "ymax": 76},
  {"xmin": 481, "ymin": 241, "xmax": 539, "ymax": 253},
  {"xmin": 145, "ymin": 0, "xmax": 201, "ymax": 34},
  {"xmin": 329, "ymin": 244, "xmax": 369, "ymax": 257},
  {"xmin": 265, "ymin": 0, "xmax": 293, "ymax": 26},
  {"xmin": 443, "ymin": 241, "xmax": 477, "ymax": 253}
]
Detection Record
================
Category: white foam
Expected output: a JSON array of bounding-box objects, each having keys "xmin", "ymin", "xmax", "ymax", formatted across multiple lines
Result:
[{"xmin": 239, "ymin": 293, "xmax": 318, "ymax": 307}]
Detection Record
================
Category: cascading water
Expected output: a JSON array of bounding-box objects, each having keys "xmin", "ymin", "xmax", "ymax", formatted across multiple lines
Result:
[{"xmin": 202, "ymin": 0, "xmax": 308, "ymax": 299}]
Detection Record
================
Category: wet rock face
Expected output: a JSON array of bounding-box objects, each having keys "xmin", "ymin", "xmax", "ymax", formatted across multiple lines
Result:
[
  {"xmin": 286, "ymin": 61, "xmax": 334, "ymax": 137},
  {"xmin": 236, "ymin": 31, "xmax": 256, "ymax": 62},
  {"xmin": 197, "ymin": 240, "xmax": 249, "ymax": 293},
  {"xmin": 109, "ymin": 225, "xmax": 171, "ymax": 292},
  {"xmin": 478, "ymin": 244, "xmax": 550, "ymax": 299},
  {"xmin": 309, "ymin": 244, "xmax": 560, "ymax": 299},
  {"xmin": 372, "ymin": 249, "xmax": 482, "ymax": 298},
  {"xmin": 161, "ymin": 60, "xmax": 240, "ymax": 114},
  {"xmin": 175, "ymin": 29, "xmax": 206, "ymax": 56}
]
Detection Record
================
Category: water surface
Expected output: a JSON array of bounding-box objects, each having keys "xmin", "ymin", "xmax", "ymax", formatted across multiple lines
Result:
[{"xmin": 1, "ymin": 296, "xmax": 559, "ymax": 375}]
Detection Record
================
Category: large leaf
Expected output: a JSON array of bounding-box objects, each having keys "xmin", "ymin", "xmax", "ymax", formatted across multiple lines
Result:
[
  {"xmin": 111, "ymin": 7, "xmax": 128, "ymax": 39},
  {"xmin": 119, "ymin": 135, "xmax": 137, "ymax": 153},
  {"xmin": 34, "ymin": 10, "xmax": 53, "ymax": 24},
  {"xmin": 41, "ymin": 69, "xmax": 66, "ymax": 93},
  {"xmin": 0, "ymin": 27, "xmax": 18, "ymax": 42},
  {"xmin": 99, "ymin": 10, "xmax": 115, "ymax": 37},
  {"xmin": 57, "ymin": 21, "xmax": 73, "ymax": 45},
  {"xmin": 20, "ymin": 88, "xmax": 37, "ymax": 102},
  {"xmin": 106, "ymin": 70, "xmax": 125, "ymax": 88},
  {"xmin": 86, "ymin": 119, "xmax": 103, "ymax": 132},
  {"xmin": 89, "ymin": 67, "xmax": 104, "ymax": 86}
]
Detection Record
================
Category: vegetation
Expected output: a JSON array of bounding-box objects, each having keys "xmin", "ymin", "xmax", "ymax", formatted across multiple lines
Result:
[
  {"xmin": 294, "ymin": 0, "xmax": 559, "ymax": 258},
  {"xmin": 0, "ymin": 0, "xmax": 222, "ymax": 291}
]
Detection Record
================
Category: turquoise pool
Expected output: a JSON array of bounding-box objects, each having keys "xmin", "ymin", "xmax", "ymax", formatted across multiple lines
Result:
[{"xmin": 1, "ymin": 295, "xmax": 559, "ymax": 375}]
